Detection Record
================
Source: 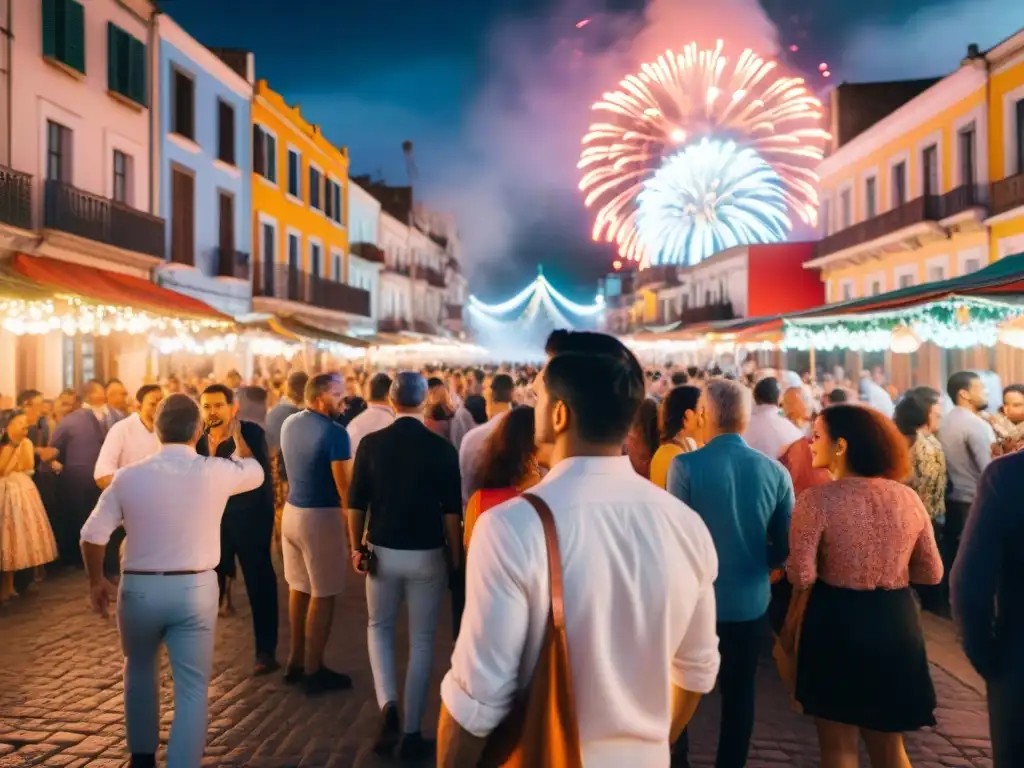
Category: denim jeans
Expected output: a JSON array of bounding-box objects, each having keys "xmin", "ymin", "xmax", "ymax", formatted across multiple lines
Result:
[
  {"xmin": 117, "ymin": 572, "xmax": 219, "ymax": 768},
  {"xmin": 365, "ymin": 546, "xmax": 447, "ymax": 733}
]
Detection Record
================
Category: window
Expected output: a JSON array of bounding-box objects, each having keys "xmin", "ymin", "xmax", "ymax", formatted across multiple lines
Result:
[
  {"xmin": 172, "ymin": 69, "xmax": 195, "ymax": 140},
  {"xmin": 112, "ymin": 150, "xmax": 131, "ymax": 203},
  {"xmin": 898, "ymin": 273, "xmax": 914, "ymax": 289},
  {"xmin": 963, "ymin": 258, "xmax": 981, "ymax": 275},
  {"xmin": 42, "ymin": 0, "xmax": 86, "ymax": 74},
  {"xmin": 870, "ymin": 279, "xmax": 882, "ymax": 296},
  {"xmin": 865, "ymin": 177, "xmax": 877, "ymax": 218},
  {"xmin": 333, "ymin": 252, "xmax": 343, "ymax": 281},
  {"xmin": 309, "ymin": 166, "xmax": 322, "ymax": 210},
  {"xmin": 891, "ymin": 161, "xmax": 907, "ymax": 207},
  {"xmin": 820, "ymin": 198, "xmax": 830, "ymax": 235},
  {"xmin": 310, "ymin": 241, "xmax": 322, "ymax": 277},
  {"xmin": 327, "ymin": 179, "xmax": 343, "ymax": 224},
  {"xmin": 840, "ymin": 188, "xmax": 852, "ymax": 228},
  {"xmin": 922, "ymin": 144, "xmax": 938, "ymax": 197},
  {"xmin": 287, "ymin": 149, "xmax": 301, "ymax": 198},
  {"xmin": 287, "ymin": 232, "xmax": 300, "ymax": 270},
  {"xmin": 217, "ymin": 100, "xmax": 235, "ymax": 166},
  {"xmin": 260, "ymin": 222, "xmax": 276, "ymax": 293},
  {"xmin": 253, "ymin": 125, "xmax": 277, "ymax": 183},
  {"xmin": 1016, "ymin": 98, "xmax": 1024, "ymax": 176},
  {"xmin": 106, "ymin": 23, "xmax": 147, "ymax": 106},
  {"xmin": 47, "ymin": 120, "xmax": 71, "ymax": 182},
  {"xmin": 841, "ymin": 281, "xmax": 853, "ymax": 301},
  {"xmin": 170, "ymin": 167, "xmax": 195, "ymax": 265},
  {"xmin": 959, "ymin": 123, "xmax": 976, "ymax": 186},
  {"xmin": 927, "ymin": 264, "xmax": 945, "ymax": 282},
  {"xmin": 218, "ymin": 192, "xmax": 235, "ymax": 264}
]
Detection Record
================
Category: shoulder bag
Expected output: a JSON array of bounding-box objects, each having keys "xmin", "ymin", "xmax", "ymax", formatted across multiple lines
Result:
[{"xmin": 478, "ymin": 492, "xmax": 584, "ymax": 768}]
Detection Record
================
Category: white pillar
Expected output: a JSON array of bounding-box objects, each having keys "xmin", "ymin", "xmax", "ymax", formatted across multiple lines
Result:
[
  {"xmin": 116, "ymin": 336, "xmax": 150, "ymax": 394},
  {"xmin": 0, "ymin": 329, "xmax": 16, "ymax": 398},
  {"xmin": 39, "ymin": 332, "xmax": 64, "ymax": 396}
]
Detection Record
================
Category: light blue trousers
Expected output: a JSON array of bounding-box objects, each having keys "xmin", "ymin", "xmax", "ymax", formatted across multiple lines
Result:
[
  {"xmin": 366, "ymin": 546, "xmax": 447, "ymax": 734},
  {"xmin": 117, "ymin": 572, "xmax": 218, "ymax": 768}
]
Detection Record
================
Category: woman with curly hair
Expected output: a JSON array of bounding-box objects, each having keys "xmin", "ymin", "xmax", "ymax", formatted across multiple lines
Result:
[
  {"xmin": 789, "ymin": 404, "xmax": 943, "ymax": 768},
  {"xmin": 462, "ymin": 406, "xmax": 541, "ymax": 548}
]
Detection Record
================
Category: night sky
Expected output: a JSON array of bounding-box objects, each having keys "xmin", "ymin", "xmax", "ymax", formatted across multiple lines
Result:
[{"xmin": 165, "ymin": 0, "xmax": 1024, "ymax": 301}]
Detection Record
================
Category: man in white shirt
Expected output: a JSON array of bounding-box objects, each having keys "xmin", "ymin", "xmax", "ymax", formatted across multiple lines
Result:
[
  {"xmin": 438, "ymin": 341, "xmax": 721, "ymax": 767},
  {"xmin": 347, "ymin": 373, "xmax": 395, "ymax": 456},
  {"xmin": 457, "ymin": 373, "xmax": 515, "ymax": 506},
  {"xmin": 744, "ymin": 377, "xmax": 804, "ymax": 460},
  {"xmin": 94, "ymin": 384, "xmax": 165, "ymax": 489},
  {"xmin": 80, "ymin": 394, "xmax": 264, "ymax": 768}
]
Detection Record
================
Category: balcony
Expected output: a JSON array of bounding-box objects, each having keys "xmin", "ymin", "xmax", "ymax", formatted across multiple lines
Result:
[
  {"xmin": 429, "ymin": 232, "xmax": 449, "ymax": 249},
  {"xmin": 216, "ymin": 248, "xmax": 250, "ymax": 281},
  {"xmin": 679, "ymin": 301, "xmax": 735, "ymax": 325},
  {"xmin": 0, "ymin": 167, "xmax": 32, "ymax": 231},
  {"xmin": 446, "ymin": 303, "xmax": 463, "ymax": 321},
  {"xmin": 423, "ymin": 267, "xmax": 447, "ymax": 289},
  {"xmin": 378, "ymin": 316, "xmax": 410, "ymax": 333},
  {"xmin": 814, "ymin": 195, "xmax": 942, "ymax": 262},
  {"xmin": 44, "ymin": 180, "xmax": 165, "ymax": 258},
  {"xmin": 933, "ymin": 183, "xmax": 987, "ymax": 219},
  {"xmin": 350, "ymin": 242, "xmax": 386, "ymax": 264},
  {"xmin": 384, "ymin": 263, "xmax": 412, "ymax": 278},
  {"xmin": 992, "ymin": 172, "xmax": 1024, "ymax": 216},
  {"xmin": 637, "ymin": 264, "xmax": 681, "ymax": 289},
  {"xmin": 253, "ymin": 261, "xmax": 371, "ymax": 317}
]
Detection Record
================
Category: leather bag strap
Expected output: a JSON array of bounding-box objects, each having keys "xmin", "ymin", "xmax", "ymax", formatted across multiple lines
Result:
[{"xmin": 520, "ymin": 492, "xmax": 565, "ymax": 629}]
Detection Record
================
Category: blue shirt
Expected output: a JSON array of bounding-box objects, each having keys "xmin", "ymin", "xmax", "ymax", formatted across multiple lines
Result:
[
  {"xmin": 667, "ymin": 433, "xmax": 794, "ymax": 623},
  {"xmin": 266, "ymin": 400, "xmax": 301, "ymax": 452},
  {"xmin": 280, "ymin": 410, "xmax": 352, "ymax": 509}
]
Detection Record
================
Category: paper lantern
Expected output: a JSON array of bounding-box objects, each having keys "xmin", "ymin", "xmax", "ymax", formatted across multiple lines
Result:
[{"xmin": 890, "ymin": 324, "xmax": 922, "ymax": 354}]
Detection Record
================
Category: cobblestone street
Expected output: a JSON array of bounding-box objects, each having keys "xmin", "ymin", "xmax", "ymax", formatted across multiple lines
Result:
[{"xmin": 0, "ymin": 568, "xmax": 995, "ymax": 767}]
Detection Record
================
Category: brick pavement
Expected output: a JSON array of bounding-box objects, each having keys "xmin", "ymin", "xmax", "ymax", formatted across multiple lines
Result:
[{"xmin": 0, "ymin": 569, "xmax": 994, "ymax": 767}]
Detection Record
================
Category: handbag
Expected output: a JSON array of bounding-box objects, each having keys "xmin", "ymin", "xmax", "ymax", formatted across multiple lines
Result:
[{"xmin": 478, "ymin": 493, "xmax": 583, "ymax": 768}]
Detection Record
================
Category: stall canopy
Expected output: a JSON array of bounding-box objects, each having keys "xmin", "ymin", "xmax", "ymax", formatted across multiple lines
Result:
[
  {"xmin": 271, "ymin": 314, "xmax": 373, "ymax": 349},
  {"xmin": 10, "ymin": 253, "xmax": 230, "ymax": 321}
]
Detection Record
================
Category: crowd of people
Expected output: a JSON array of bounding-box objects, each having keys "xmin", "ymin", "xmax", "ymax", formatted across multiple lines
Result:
[{"xmin": 0, "ymin": 331, "xmax": 1021, "ymax": 768}]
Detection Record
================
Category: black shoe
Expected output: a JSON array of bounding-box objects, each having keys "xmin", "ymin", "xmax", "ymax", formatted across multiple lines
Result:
[
  {"xmin": 283, "ymin": 665, "xmax": 304, "ymax": 685},
  {"xmin": 373, "ymin": 702, "xmax": 401, "ymax": 756},
  {"xmin": 254, "ymin": 654, "xmax": 281, "ymax": 677},
  {"xmin": 302, "ymin": 666, "xmax": 353, "ymax": 695},
  {"xmin": 130, "ymin": 754, "xmax": 156, "ymax": 768},
  {"xmin": 397, "ymin": 731, "xmax": 435, "ymax": 762}
]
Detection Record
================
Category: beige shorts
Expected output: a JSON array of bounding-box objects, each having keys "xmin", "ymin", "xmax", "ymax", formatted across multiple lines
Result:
[{"xmin": 281, "ymin": 504, "xmax": 347, "ymax": 598}]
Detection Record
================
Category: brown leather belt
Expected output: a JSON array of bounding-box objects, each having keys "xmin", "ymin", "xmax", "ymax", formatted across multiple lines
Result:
[{"xmin": 122, "ymin": 569, "xmax": 211, "ymax": 576}]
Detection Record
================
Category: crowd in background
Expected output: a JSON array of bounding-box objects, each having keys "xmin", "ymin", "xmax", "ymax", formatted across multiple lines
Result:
[{"xmin": 0, "ymin": 334, "xmax": 1022, "ymax": 767}]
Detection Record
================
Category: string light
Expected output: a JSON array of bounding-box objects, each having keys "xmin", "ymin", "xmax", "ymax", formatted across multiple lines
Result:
[
  {"xmin": 0, "ymin": 296, "xmax": 229, "ymax": 337},
  {"xmin": 784, "ymin": 297, "xmax": 1021, "ymax": 352}
]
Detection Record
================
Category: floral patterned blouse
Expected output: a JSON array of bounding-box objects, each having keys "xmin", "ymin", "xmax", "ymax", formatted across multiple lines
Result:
[
  {"xmin": 788, "ymin": 477, "xmax": 944, "ymax": 591},
  {"xmin": 907, "ymin": 433, "xmax": 946, "ymax": 521}
]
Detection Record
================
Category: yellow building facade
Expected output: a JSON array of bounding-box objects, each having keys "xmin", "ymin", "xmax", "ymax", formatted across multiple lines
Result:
[
  {"xmin": 251, "ymin": 79, "xmax": 351, "ymax": 288},
  {"xmin": 987, "ymin": 28, "xmax": 1024, "ymax": 262}
]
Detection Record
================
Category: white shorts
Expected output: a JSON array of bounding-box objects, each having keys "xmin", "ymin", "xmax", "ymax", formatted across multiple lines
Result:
[{"xmin": 281, "ymin": 504, "xmax": 347, "ymax": 598}]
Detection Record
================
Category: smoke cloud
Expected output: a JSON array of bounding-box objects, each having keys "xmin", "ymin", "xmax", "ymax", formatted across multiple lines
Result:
[
  {"xmin": 839, "ymin": 0, "xmax": 1024, "ymax": 82},
  {"xmin": 423, "ymin": 0, "xmax": 780, "ymax": 295}
]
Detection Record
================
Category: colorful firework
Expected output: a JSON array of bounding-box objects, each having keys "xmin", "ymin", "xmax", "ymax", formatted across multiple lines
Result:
[
  {"xmin": 636, "ymin": 139, "xmax": 791, "ymax": 266},
  {"xmin": 578, "ymin": 40, "xmax": 830, "ymax": 267}
]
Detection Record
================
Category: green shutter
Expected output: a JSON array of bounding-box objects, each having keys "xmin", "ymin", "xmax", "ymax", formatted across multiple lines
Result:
[
  {"xmin": 129, "ymin": 38, "xmax": 147, "ymax": 106},
  {"xmin": 65, "ymin": 0, "xmax": 85, "ymax": 74},
  {"xmin": 107, "ymin": 22, "xmax": 118, "ymax": 92},
  {"xmin": 42, "ymin": 0, "xmax": 57, "ymax": 59}
]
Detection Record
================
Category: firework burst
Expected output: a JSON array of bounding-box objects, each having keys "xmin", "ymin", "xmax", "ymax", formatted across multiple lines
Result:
[
  {"xmin": 578, "ymin": 40, "xmax": 830, "ymax": 267},
  {"xmin": 637, "ymin": 139, "xmax": 791, "ymax": 266}
]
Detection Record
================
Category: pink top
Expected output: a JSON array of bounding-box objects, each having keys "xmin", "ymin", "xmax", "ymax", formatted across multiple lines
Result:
[{"xmin": 788, "ymin": 477, "xmax": 943, "ymax": 591}]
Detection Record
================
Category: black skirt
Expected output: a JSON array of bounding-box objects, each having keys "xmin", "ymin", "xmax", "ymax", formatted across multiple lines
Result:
[{"xmin": 796, "ymin": 582, "xmax": 937, "ymax": 732}]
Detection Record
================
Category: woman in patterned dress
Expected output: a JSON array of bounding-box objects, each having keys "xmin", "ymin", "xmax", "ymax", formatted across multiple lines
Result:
[
  {"xmin": 791, "ymin": 404, "xmax": 943, "ymax": 768},
  {"xmin": 0, "ymin": 410, "xmax": 59, "ymax": 604}
]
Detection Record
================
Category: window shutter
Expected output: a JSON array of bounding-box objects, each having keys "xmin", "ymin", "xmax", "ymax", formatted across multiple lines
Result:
[
  {"xmin": 324, "ymin": 179, "xmax": 332, "ymax": 217},
  {"xmin": 65, "ymin": 0, "xmax": 86, "ymax": 74},
  {"xmin": 218, "ymin": 101, "xmax": 235, "ymax": 165},
  {"xmin": 252, "ymin": 125, "xmax": 264, "ymax": 176},
  {"xmin": 42, "ymin": 0, "xmax": 58, "ymax": 59},
  {"xmin": 266, "ymin": 135, "xmax": 276, "ymax": 182},
  {"xmin": 171, "ymin": 170, "xmax": 195, "ymax": 265},
  {"xmin": 130, "ymin": 37, "xmax": 147, "ymax": 106},
  {"xmin": 107, "ymin": 23, "xmax": 118, "ymax": 92}
]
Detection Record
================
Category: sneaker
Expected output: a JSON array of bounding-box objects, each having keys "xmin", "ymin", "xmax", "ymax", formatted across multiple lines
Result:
[
  {"xmin": 302, "ymin": 667, "xmax": 353, "ymax": 695},
  {"xmin": 283, "ymin": 665, "xmax": 304, "ymax": 685},
  {"xmin": 373, "ymin": 702, "xmax": 401, "ymax": 756},
  {"xmin": 397, "ymin": 731, "xmax": 435, "ymax": 762}
]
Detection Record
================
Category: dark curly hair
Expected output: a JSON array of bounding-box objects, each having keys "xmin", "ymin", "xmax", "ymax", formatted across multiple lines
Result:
[
  {"xmin": 819, "ymin": 404, "xmax": 910, "ymax": 481},
  {"xmin": 479, "ymin": 406, "xmax": 537, "ymax": 489}
]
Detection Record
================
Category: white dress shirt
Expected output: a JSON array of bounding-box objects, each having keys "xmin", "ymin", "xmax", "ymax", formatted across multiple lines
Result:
[
  {"xmin": 744, "ymin": 404, "xmax": 805, "ymax": 459},
  {"xmin": 347, "ymin": 404, "xmax": 396, "ymax": 457},
  {"xmin": 441, "ymin": 455, "xmax": 720, "ymax": 767},
  {"xmin": 93, "ymin": 413, "xmax": 161, "ymax": 480},
  {"xmin": 80, "ymin": 444, "xmax": 265, "ymax": 572},
  {"xmin": 457, "ymin": 411, "xmax": 507, "ymax": 506}
]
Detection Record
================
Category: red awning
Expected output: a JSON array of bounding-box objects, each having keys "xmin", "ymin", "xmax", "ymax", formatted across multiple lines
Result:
[{"xmin": 11, "ymin": 253, "xmax": 231, "ymax": 321}]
